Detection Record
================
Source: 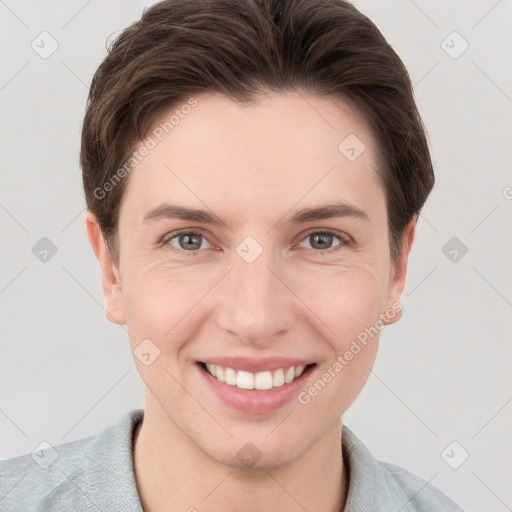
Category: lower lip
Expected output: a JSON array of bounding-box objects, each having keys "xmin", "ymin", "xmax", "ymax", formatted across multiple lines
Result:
[{"xmin": 196, "ymin": 362, "xmax": 316, "ymax": 414}]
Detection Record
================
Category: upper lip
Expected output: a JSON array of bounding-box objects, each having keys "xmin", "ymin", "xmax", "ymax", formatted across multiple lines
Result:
[{"xmin": 199, "ymin": 357, "xmax": 314, "ymax": 373}]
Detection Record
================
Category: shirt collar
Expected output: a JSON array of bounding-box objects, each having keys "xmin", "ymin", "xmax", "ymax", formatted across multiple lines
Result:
[
  {"xmin": 82, "ymin": 408, "xmax": 144, "ymax": 511},
  {"xmin": 342, "ymin": 424, "xmax": 418, "ymax": 511},
  {"xmin": 82, "ymin": 408, "xmax": 415, "ymax": 512}
]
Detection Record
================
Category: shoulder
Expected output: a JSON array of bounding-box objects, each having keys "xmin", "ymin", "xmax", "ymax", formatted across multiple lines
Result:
[
  {"xmin": 0, "ymin": 409, "xmax": 144, "ymax": 512},
  {"xmin": 378, "ymin": 460, "xmax": 464, "ymax": 511},
  {"xmin": 0, "ymin": 434, "xmax": 94, "ymax": 512},
  {"xmin": 341, "ymin": 425, "xmax": 463, "ymax": 511}
]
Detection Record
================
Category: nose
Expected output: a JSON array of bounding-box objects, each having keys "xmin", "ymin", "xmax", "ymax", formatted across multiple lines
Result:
[{"xmin": 214, "ymin": 246, "xmax": 296, "ymax": 346}]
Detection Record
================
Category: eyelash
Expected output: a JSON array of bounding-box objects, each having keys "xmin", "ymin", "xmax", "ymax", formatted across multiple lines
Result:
[{"xmin": 160, "ymin": 228, "xmax": 351, "ymax": 255}]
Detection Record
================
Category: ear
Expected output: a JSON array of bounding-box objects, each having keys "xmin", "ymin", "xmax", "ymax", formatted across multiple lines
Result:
[
  {"xmin": 381, "ymin": 218, "xmax": 416, "ymax": 326},
  {"xmin": 85, "ymin": 211, "xmax": 126, "ymax": 325}
]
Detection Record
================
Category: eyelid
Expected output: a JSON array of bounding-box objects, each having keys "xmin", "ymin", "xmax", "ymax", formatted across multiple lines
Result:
[{"xmin": 299, "ymin": 227, "xmax": 351, "ymax": 243}]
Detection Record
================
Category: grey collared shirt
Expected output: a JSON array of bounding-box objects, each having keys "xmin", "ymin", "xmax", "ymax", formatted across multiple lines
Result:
[{"xmin": 0, "ymin": 409, "xmax": 462, "ymax": 511}]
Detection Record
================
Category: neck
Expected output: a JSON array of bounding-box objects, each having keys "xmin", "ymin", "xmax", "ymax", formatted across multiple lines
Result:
[{"xmin": 133, "ymin": 397, "xmax": 348, "ymax": 512}]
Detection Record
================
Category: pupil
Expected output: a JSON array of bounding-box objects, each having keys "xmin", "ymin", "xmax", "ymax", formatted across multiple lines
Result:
[
  {"xmin": 180, "ymin": 233, "xmax": 201, "ymax": 250},
  {"xmin": 312, "ymin": 233, "xmax": 332, "ymax": 250}
]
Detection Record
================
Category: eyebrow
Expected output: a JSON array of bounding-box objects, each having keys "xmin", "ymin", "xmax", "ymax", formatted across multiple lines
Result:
[{"xmin": 142, "ymin": 201, "xmax": 370, "ymax": 226}]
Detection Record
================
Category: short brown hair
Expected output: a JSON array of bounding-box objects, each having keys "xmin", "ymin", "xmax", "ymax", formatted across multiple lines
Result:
[{"xmin": 81, "ymin": 0, "xmax": 434, "ymax": 264}]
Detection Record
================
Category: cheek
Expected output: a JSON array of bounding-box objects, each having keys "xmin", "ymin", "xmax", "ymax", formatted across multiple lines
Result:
[
  {"xmin": 294, "ymin": 261, "xmax": 389, "ymax": 344},
  {"xmin": 294, "ymin": 268, "xmax": 384, "ymax": 415},
  {"xmin": 122, "ymin": 261, "xmax": 214, "ymax": 347},
  {"xmin": 123, "ymin": 251, "xmax": 390, "ymax": 339},
  {"xmin": 121, "ymin": 268, "xmax": 199, "ymax": 397}
]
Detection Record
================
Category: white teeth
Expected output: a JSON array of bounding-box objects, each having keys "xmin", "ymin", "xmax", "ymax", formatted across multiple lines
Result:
[
  {"xmin": 216, "ymin": 365, "xmax": 225, "ymax": 383},
  {"xmin": 284, "ymin": 367, "xmax": 295, "ymax": 384},
  {"xmin": 203, "ymin": 363, "xmax": 310, "ymax": 389},
  {"xmin": 295, "ymin": 365, "xmax": 306, "ymax": 378},
  {"xmin": 205, "ymin": 363, "xmax": 216, "ymax": 377},
  {"xmin": 236, "ymin": 371, "xmax": 254, "ymax": 390},
  {"xmin": 254, "ymin": 371, "xmax": 273, "ymax": 390},
  {"xmin": 272, "ymin": 369, "xmax": 285, "ymax": 387},
  {"xmin": 225, "ymin": 367, "xmax": 237, "ymax": 385}
]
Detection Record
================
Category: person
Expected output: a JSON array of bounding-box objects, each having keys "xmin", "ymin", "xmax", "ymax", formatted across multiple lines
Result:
[{"xmin": 0, "ymin": 0, "xmax": 464, "ymax": 510}]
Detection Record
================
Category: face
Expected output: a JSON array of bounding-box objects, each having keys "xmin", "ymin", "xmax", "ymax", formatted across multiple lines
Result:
[{"xmin": 87, "ymin": 91, "xmax": 414, "ymax": 469}]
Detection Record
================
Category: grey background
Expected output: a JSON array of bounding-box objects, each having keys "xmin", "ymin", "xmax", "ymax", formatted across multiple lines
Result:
[{"xmin": 1, "ymin": 0, "xmax": 511, "ymax": 510}]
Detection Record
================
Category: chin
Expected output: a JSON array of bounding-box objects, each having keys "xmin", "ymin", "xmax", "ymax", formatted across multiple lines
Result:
[{"xmin": 212, "ymin": 447, "xmax": 295, "ymax": 471}]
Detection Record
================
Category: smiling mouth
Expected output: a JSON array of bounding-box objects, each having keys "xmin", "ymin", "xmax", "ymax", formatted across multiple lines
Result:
[{"xmin": 197, "ymin": 361, "xmax": 316, "ymax": 391}]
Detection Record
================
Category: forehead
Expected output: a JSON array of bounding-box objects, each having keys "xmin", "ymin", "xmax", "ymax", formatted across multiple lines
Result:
[{"xmin": 120, "ymin": 91, "xmax": 384, "ymax": 227}]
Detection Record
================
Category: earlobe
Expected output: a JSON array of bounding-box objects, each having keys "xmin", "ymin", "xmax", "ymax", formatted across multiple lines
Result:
[
  {"xmin": 382, "ymin": 218, "xmax": 416, "ymax": 326},
  {"xmin": 85, "ymin": 211, "xmax": 127, "ymax": 325}
]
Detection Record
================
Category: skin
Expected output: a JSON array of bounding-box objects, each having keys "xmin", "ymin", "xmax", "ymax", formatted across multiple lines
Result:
[{"xmin": 86, "ymin": 91, "xmax": 415, "ymax": 512}]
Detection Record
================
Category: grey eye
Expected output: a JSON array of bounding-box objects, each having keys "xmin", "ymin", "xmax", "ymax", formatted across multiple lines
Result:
[
  {"xmin": 168, "ymin": 232, "xmax": 211, "ymax": 251},
  {"xmin": 299, "ymin": 232, "xmax": 342, "ymax": 251}
]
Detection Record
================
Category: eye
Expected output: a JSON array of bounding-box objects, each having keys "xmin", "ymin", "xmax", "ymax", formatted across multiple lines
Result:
[
  {"xmin": 298, "ymin": 230, "xmax": 348, "ymax": 251},
  {"xmin": 165, "ymin": 231, "xmax": 212, "ymax": 252},
  {"xmin": 161, "ymin": 229, "xmax": 348, "ymax": 254}
]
